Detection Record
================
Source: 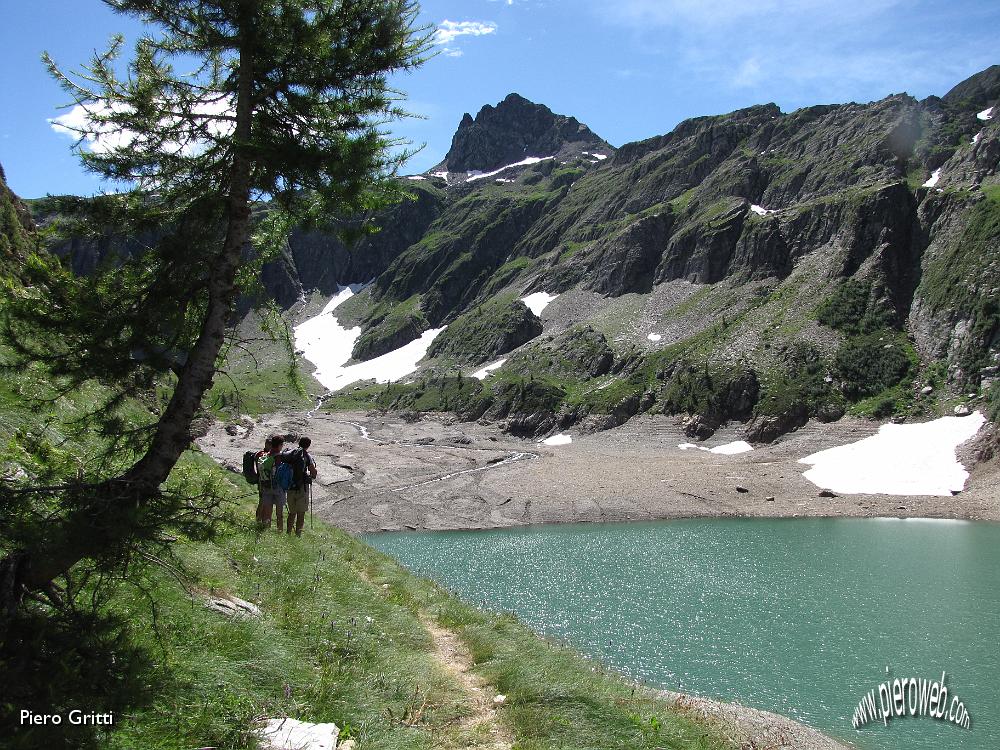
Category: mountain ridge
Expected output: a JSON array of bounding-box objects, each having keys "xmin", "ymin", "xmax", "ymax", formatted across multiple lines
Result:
[{"xmin": 12, "ymin": 65, "xmax": 1000, "ymax": 443}]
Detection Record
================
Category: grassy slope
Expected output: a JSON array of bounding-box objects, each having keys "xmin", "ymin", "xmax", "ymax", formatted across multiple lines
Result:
[
  {"xmin": 1, "ymin": 330, "xmax": 734, "ymax": 750},
  {"xmin": 97, "ymin": 475, "xmax": 736, "ymax": 750}
]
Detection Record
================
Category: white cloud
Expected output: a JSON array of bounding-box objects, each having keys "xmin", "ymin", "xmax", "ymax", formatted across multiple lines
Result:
[
  {"xmin": 433, "ymin": 20, "xmax": 498, "ymax": 46},
  {"xmin": 49, "ymin": 97, "xmax": 235, "ymax": 157}
]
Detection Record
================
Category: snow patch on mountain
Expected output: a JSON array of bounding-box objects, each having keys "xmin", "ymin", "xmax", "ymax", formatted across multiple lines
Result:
[
  {"xmin": 294, "ymin": 285, "xmax": 444, "ymax": 392},
  {"xmin": 466, "ymin": 156, "xmax": 555, "ymax": 182},
  {"xmin": 520, "ymin": 291, "xmax": 558, "ymax": 316},
  {"xmin": 541, "ymin": 433, "xmax": 573, "ymax": 446},
  {"xmin": 679, "ymin": 441, "xmax": 754, "ymax": 455},
  {"xmin": 472, "ymin": 359, "xmax": 507, "ymax": 379}
]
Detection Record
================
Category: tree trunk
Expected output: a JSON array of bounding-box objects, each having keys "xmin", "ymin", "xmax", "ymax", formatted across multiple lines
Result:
[{"xmin": 6, "ymin": 33, "xmax": 257, "ymax": 598}]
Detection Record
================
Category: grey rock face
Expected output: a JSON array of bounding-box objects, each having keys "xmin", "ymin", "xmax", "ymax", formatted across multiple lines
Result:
[{"xmin": 438, "ymin": 93, "xmax": 611, "ymax": 174}]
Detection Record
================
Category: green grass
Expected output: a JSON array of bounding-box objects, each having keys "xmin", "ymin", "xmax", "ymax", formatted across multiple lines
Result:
[
  {"xmin": 210, "ymin": 359, "xmax": 312, "ymax": 417},
  {"xmin": 669, "ymin": 188, "xmax": 697, "ymax": 213},
  {"xmin": 558, "ymin": 240, "xmax": 589, "ymax": 262},
  {"xmin": 11, "ymin": 453, "xmax": 738, "ymax": 750}
]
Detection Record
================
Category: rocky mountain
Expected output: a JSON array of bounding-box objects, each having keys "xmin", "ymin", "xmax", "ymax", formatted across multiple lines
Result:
[
  {"xmin": 24, "ymin": 70, "xmax": 1000, "ymax": 441},
  {"xmin": 433, "ymin": 93, "xmax": 611, "ymax": 175}
]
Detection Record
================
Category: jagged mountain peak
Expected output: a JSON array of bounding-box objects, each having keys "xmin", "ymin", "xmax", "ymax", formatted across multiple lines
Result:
[{"xmin": 435, "ymin": 93, "xmax": 611, "ymax": 175}]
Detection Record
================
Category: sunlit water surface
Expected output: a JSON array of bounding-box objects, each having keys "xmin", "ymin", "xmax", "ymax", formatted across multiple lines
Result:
[{"xmin": 366, "ymin": 518, "xmax": 1000, "ymax": 750}]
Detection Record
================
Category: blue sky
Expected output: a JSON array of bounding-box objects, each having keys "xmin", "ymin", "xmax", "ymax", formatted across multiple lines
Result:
[{"xmin": 1, "ymin": 0, "xmax": 997, "ymax": 198}]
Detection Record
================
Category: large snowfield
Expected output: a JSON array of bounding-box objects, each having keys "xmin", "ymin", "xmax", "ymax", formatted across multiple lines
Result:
[
  {"xmin": 294, "ymin": 285, "xmax": 444, "ymax": 392},
  {"xmin": 295, "ymin": 288, "xmax": 561, "ymax": 393},
  {"xmin": 799, "ymin": 412, "xmax": 986, "ymax": 496}
]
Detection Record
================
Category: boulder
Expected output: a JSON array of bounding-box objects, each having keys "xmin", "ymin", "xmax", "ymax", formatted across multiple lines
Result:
[{"xmin": 258, "ymin": 718, "xmax": 339, "ymax": 750}]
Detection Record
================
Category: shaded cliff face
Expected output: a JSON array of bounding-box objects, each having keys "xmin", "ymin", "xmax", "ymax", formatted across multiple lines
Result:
[
  {"xmin": 252, "ymin": 181, "xmax": 446, "ymax": 309},
  {"xmin": 435, "ymin": 93, "xmax": 612, "ymax": 174}
]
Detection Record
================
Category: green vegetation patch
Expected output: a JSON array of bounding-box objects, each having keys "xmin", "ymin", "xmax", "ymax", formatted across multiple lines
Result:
[
  {"xmin": 327, "ymin": 373, "xmax": 492, "ymax": 417},
  {"xmin": 428, "ymin": 295, "xmax": 542, "ymax": 365},
  {"xmin": 835, "ymin": 331, "xmax": 917, "ymax": 401},
  {"xmin": 755, "ymin": 342, "xmax": 843, "ymax": 420},
  {"xmin": 352, "ymin": 294, "xmax": 427, "ymax": 362},
  {"xmin": 815, "ymin": 278, "xmax": 894, "ymax": 335},
  {"xmin": 918, "ymin": 194, "xmax": 1000, "ymax": 386}
]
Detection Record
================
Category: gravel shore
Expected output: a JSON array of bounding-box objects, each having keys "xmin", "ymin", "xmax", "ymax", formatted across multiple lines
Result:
[
  {"xmin": 199, "ymin": 410, "xmax": 1000, "ymax": 534},
  {"xmin": 658, "ymin": 689, "xmax": 853, "ymax": 750}
]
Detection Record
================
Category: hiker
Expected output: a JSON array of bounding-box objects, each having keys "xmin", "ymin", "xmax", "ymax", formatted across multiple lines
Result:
[
  {"xmin": 256, "ymin": 434, "xmax": 286, "ymax": 530},
  {"xmin": 253, "ymin": 436, "xmax": 272, "ymax": 524},
  {"xmin": 285, "ymin": 436, "xmax": 318, "ymax": 537}
]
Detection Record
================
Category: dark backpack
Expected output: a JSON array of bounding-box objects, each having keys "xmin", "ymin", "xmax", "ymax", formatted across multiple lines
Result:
[
  {"xmin": 287, "ymin": 448, "xmax": 307, "ymax": 490},
  {"xmin": 242, "ymin": 451, "xmax": 259, "ymax": 485}
]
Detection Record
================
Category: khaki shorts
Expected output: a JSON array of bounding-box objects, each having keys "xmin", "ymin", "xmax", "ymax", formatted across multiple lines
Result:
[
  {"xmin": 259, "ymin": 486, "xmax": 286, "ymax": 509},
  {"xmin": 286, "ymin": 487, "xmax": 309, "ymax": 515}
]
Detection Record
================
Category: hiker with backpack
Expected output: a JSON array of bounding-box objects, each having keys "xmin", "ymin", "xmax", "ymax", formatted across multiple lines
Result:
[
  {"xmin": 284, "ymin": 436, "xmax": 318, "ymax": 537},
  {"xmin": 256, "ymin": 435, "xmax": 287, "ymax": 530},
  {"xmin": 246, "ymin": 436, "xmax": 272, "ymax": 524}
]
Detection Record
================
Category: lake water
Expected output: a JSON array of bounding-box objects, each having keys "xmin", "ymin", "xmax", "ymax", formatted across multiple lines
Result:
[{"xmin": 365, "ymin": 518, "xmax": 1000, "ymax": 750}]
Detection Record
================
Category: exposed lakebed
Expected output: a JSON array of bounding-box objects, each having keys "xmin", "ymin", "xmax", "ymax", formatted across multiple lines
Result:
[{"xmin": 366, "ymin": 517, "xmax": 1000, "ymax": 750}]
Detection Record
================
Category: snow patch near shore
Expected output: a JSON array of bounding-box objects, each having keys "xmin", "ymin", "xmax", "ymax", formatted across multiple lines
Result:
[
  {"xmin": 799, "ymin": 412, "xmax": 986, "ymax": 496},
  {"xmin": 294, "ymin": 285, "xmax": 443, "ymax": 392},
  {"xmin": 521, "ymin": 291, "xmax": 558, "ymax": 316},
  {"xmin": 541, "ymin": 433, "xmax": 573, "ymax": 446},
  {"xmin": 259, "ymin": 718, "xmax": 338, "ymax": 750},
  {"xmin": 472, "ymin": 359, "xmax": 506, "ymax": 379},
  {"xmin": 679, "ymin": 441, "xmax": 754, "ymax": 455}
]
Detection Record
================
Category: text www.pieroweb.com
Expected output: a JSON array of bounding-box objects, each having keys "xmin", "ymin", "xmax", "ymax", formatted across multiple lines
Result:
[{"xmin": 852, "ymin": 672, "xmax": 970, "ymax": 730}]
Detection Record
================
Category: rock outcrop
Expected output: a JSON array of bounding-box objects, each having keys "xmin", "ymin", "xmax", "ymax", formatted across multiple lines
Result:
[
  {"xmin": 435, "ymin": 93, "xmax": 611, "ymax": 174},
  {"xmin": 427, "ymin": 297, "xmax": 543, "ymax": 365}
]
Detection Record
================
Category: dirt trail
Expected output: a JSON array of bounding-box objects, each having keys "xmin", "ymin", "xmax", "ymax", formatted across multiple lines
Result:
[{"xmin": 419, "ymin": 613, "xmax": 513, "ymax": 750}]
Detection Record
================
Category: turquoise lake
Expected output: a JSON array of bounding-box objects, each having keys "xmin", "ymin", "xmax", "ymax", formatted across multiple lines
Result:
[{"xmin": 365, "ymin": 518, "xmax": 1000, "ymax": 750}]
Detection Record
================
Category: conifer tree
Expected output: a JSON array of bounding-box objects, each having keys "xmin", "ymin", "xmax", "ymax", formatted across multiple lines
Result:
[{"xmin": 0, "ymin": 0, "xmax": 428, "ymax": 615}]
